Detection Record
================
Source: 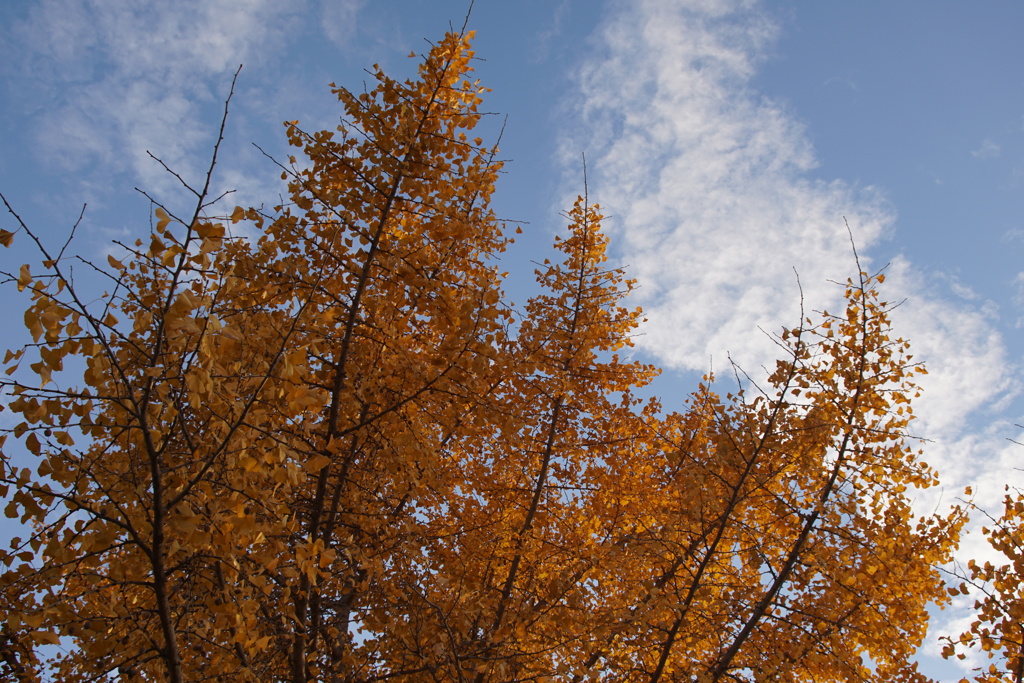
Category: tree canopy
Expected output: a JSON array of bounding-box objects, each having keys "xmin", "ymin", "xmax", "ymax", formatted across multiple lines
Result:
[{"xmin": 0, "ymin": 25, "xmax": 1013, "ymax": 683}]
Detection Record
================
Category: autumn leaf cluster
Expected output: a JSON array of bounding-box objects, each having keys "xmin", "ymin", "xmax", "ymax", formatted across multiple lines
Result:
[{"xmin": 0, "ymin": 28, "xmax": 980, "ymax": 683}]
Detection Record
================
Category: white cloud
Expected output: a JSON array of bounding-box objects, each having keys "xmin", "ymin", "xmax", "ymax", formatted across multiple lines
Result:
[{"xmin": 971, "ymin": 138, "xmax": 1001, "ymax": 159}]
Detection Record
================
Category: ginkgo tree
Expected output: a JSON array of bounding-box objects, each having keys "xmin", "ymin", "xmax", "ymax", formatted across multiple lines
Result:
[
  {"xmin": 0, "ymin": 21, "xmax": 976, "ymax": 683},
  {"xmin": 943, "ymin": 488, "xmax": 1024, "ymax": 683}
]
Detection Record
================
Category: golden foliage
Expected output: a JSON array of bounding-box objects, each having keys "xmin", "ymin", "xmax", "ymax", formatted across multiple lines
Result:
[{"xmin": 943, "ymin": 489, "xmax": 1024, "ymax": 683}]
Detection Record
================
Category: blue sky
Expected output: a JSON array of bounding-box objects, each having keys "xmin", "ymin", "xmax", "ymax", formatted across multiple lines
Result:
[{"xmin": 1, "ymin": 1, "xmax": 1022, "ymax": 678}]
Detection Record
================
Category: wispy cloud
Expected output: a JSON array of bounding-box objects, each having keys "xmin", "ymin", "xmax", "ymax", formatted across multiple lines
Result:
[
  {"xmin": 2, "ymin": 0, "xmax": 306, "ymax": 204},
  {"xmin": 823, "ymin": 74, "xmax": 858, "ymax": 91},
  {"xmin": 530, "ymin": 0, "xmax": 571, "ymax": 64},
  {"xmin": 321, "ymin": 0, "xmax": 366, "ymax": 48},
  {"xmin": 565, "ymin": 0, "xmax": 1019, "ymax": 671},
  {"xmin": 972, "ymin": 138, "xmax": 1002, "ymax": 159}
]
